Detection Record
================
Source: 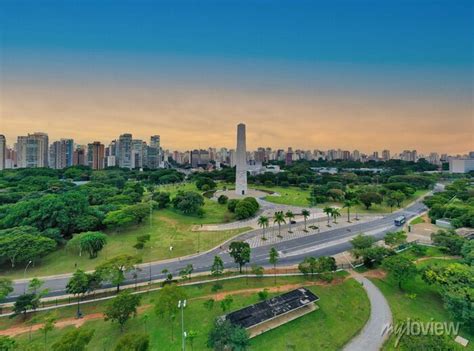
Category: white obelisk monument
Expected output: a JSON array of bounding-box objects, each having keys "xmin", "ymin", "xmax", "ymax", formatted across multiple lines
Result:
[{"xmin": 235, "ymin": 123, "xmax": 247, "ymax": 196}]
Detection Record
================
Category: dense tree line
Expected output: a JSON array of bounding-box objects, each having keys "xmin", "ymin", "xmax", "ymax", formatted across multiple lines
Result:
[
  {"xmin": 0, "ymin": 167, "xmax": 185, "ymax": 269},
  {"xmin": 424, "ymin": 179, "xmax": 474, "ymax": 228}
]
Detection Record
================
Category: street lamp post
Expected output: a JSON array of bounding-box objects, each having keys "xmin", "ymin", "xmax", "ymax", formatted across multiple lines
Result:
[
  {"xmin": 178, "ymin": 299, "xmax": 187, "ymax": 351},
  {"xmin": 23, "ymin": 260, "xmax": 32, "ymax": 293}
]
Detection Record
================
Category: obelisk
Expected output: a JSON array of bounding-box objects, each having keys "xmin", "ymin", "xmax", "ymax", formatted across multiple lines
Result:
[{"xmin": 235, "ymin": 123, "xmax": 247, "ymax": 196}]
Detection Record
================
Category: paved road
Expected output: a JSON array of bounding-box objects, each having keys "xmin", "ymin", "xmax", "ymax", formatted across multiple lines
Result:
[
  {"xmin": 343, "ymin": 273, "xmax": 392, "ymax": 351},
  {"xmin": 7, "ymin": 200, "xmax": 426, "ymax": 300}
]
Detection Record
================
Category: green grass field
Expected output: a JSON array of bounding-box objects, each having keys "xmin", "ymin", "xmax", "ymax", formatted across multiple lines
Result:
[
  {"xmin": 0, "ymin": 184, "xmax": 244, "ymax": 279},
  {"xmin": 253, "ymin": 185, "xmax": 428, "ymax": 214},
  {"xmin": 371, "ymin": 254, "xmax": 473, "ymax": 350},
  {"xmin": 4, "ymin": 275, "xmax": 370, "ymax": 351}
]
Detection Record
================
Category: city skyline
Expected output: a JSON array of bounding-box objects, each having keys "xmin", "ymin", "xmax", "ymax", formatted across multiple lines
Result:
[
  {"xmin": 1, "ymin": 1, "xmax": 472, "ymax": 154},
  {"xmin": 1, "ymin": 129, "xmax": 473, "ymax": 156}
]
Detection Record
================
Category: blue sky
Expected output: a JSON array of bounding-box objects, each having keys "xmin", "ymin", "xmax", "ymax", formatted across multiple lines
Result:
[{"xmin": 0, "ymin": 0, "xmax": 473, "ymax": 152}]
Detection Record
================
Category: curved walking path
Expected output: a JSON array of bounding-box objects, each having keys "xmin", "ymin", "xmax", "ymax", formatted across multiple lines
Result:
[{"xmin": 343, "ymin": 272, "xmax": 392, "ymax": 351}]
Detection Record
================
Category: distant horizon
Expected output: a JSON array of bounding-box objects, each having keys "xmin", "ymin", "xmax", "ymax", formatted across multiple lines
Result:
[
  {"xmin": 1, "ymin": 1, "xmax": 472, "ymax": 154},
  {"xmin": 1, "ymin": 129, "xmax": 472, "ymax": 156}
]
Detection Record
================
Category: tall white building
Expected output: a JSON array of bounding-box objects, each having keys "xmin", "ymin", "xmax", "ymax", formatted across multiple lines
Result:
[
  {"xmin": 16, "ymin": 132, "xmax": 49, "ymax": 168},
  {"xmin": 235, "ymin": 123, "xmax": 247, "ymax": 195},
  {"xmin": 117, "ymin": 133, "xmax": 133, "ymax": 169}
]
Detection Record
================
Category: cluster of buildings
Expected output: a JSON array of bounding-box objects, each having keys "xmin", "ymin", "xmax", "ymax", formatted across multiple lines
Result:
[
  {"xmin": 169, "ymin": 147, "xmax": 465, "ymax": 169},
  {"xmin": 1, "ymin": 132, "xmax": 473, "ymax": 174},
  {"xmin": 0, "ymin": 133, "xmax": 164, "ymax": 170}
]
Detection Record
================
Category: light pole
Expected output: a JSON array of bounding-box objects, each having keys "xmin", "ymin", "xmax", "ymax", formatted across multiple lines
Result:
[
  {"xmin": 23, "ymin": 260, "xmax": 32, "ymax": 293},
  {"xmin": 178, "ymin": 299, "xmax": 187, "ymax": 351}
]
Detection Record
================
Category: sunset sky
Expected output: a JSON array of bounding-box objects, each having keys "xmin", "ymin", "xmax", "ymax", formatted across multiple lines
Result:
[{"xmin": 0, "ymin": 0, "xmax": 472, "ymax": 153}]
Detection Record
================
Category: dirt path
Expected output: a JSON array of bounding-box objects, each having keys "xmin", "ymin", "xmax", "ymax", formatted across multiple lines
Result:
[
  {"xmin": 1, "ymin": 277, "xmax": 347, "ymax": 337},
  {"xmin": 0, "ymin": 305, "xmax": 151, "ymax": 337},
  {"xmin": 415, "ymin": 256, "xmax": 460, "ymax": 263}
]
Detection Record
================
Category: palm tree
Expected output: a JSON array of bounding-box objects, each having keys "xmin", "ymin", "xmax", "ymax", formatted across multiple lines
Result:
[
  {"xmin": 257, "ymin": 216, "xmax": 269, "ymax": 240},
  {"xmin": 323, "ymin": 207, "xmax": 333, "ymax": 226},
  {"xmin": 331, "ymin": 208, "xmax": 341, "ymax": 224},
  {"xmin": 301, "ymin": 209, "xmax": 310, "ymax": 232},
  {"xmin": 343, "ymin": 200, "xmax": 353, "ymax": 222},
  {"xmin": 273, "ymin": 211, "xmax": 286, "ymax": 237},
  {"xmin": 285, "ymin": 211, "xmax": 295, "ymax": 233}
]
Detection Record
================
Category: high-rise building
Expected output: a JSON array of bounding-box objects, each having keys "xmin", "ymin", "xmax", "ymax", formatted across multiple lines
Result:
[
  {"xmin": 49, "ymin": 139, "xmax": 74, "ymax": 169},
  {"xmin": 16, "ymin": 132, "xmax": 49, "ymax": 168},
  {"xmin": 352, "ymin": 150, "xmax": 361, "ymax": 161},
  {"xmin": 87, "ymin": 142, "xmax": 105, "ymax": 170},
  {"xmin": 381, "ymin": 150, "xmax": 390, "ymax": 161},
  {"xmin": 131, "ymin": 139, "xmax": 145, "ymax": 169},
  {"xmin": 0, "ymin": 135, "xmax": 6, "ymax": 170},
  {"xmin": 73, "ymin": 146, "xmax": 87, "ymax": 166},
  {"xmin": 147, "ymin": 135, "xmax": 161, "ymax": 169},
  {"xmin": 117, "ymin": 133, "xmax": 133, "ymax": 169}
]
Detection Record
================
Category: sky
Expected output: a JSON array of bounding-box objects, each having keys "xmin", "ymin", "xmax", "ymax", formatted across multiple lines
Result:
[{"xmin": 0, "ymin": 0, "xmax": 473, "ymax": 154}]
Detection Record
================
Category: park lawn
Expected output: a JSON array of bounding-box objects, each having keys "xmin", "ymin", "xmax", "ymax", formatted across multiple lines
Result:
[
  {"xmin": 1, "ymin": 180, "xmax": 241, "ymax": 279},
  {"xmin": 409, "ymin": 215, "xmax": 425, "ymax": 225},
  {"xmin": 0, "ymin": 204, "xmax": 245, "ymax": 279},
  {"xmin": 371, "ymin": 257, "xmax": 473, "ymax": 350},
  {"xmin": 8, "ymin": 274, "xmax": 370, "ymax": 351},
  {"xmin": 252, "ymin": 185, "xmax": 428, "ymax": 214},
  {"xmin": 252, "ymin": 185, "xmax": 311, "ymax": 207}
]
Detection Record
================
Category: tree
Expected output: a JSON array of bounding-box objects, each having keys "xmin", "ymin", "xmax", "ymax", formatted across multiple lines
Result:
[
  {"xmin": 234, "ymin": 198, "xmax": 259, "ymax": 220},
  {"xmin": 0, "ymin": 278, "xmax": 13, "ymax": 303},
  {"xmin": 431, "ymin": 230, "xmax": 465, "ymax": 255},
  {"xmin": 343, "ymin": 200, "xmax": 355, "ymax": 222},
  {"xmin": 95, "ymin": 255, "xmax": 142, "ymax": 292},
  {"xmin": 273, "ymin": 211, "xmax": 286, "ymax": 237},
  {"xmin": 257, "ymin": 216, "xmax": 269, "ymax": 240},
  {"xmin": 358, "ymin": 192, "xmax": 383, "ymax": 210},
  {"xmin": 384, "ymin": 231, "xmax": 407, "ymax": 248},
  {"xmin": 397, "ymin": 333, "xmax": 462, "ymax": 351},
  {"xmin": 51, "ymin": 328, "xmax": 95, "ymax": 351},
  {"xmin": 207, "ymin": 318, "xmax": 250, "ymax": 351},
  {"xmin": 0, "ymin": 336, "xmax": 16, "ymax": 351},
  {"xmin": 217, "ymin": 195, "xmax": 228, "ymax": 205},
  {"xmin": 39, "ymin": 314, "xmax": 57, "ymax": 348},
  {"xmin": 104, "ymin": 291, "xmax": 141, "ymax": 332},
  {"xmin": 390, "ymin": 190, "xmax": 406, "ymax": 207},
  {"xmin": 153, "ymin": 191, "xmax": 171, "ymax": 209},
  {"xmin": 66, "ymin": 270, "xmax": 92, "ymax": 318},
  {"xmin": 179, "ymin": 264, "xmax": 194, "ymax": 280},
  {"xmin": 269, "ymin": 247, "xmax": 279, "ymax": 284},
  {"xmin": 12, "ymin": 293, "xmax": 39, "ymax": 320},
  {"xmin": 331, "ymin": 208, "xmax": 341, "ymax": 224},
  {"xmin": 227, "ymin": 199, "xmax": 240, "ymax": 213},
  {"xmin": 229, "ymin": 242, "xmax": 251, "ymax": 273},
  {"xmin": 385, "ymin": 197, "xmax": 398, "ymax": 213},
  {"xmin": 78, "ymin": 231, "xmax": 107, "ymax": 259},
  {"xmin": 220, "ymin": 295, "xmax": 233, "ymax": 312},
  {"xmin": 298, "ymin": 257, "xmax": 317, "ymax": 277},
  {"xmin": 115, "ymin": 333, "xmax": 149, "ymax": 351},
  {"xmin": 187, "ymin": 330, "xmax": 198, "ymax": 351},
  {"xmin": 301, "ymin": 209, "xmax": 311, "ymax": 232},
  {"xmin": 285, "ymin": 211, "xmax": 295, "ymax": 233},
  {"xmin": 382, "ymin": 255, "xmax": 417, "ymax": 290},
  {"xmin": 350, "ymin": 234, "xmax": 375, "ymax": 250},
  {"xmin": 323, "ymin": 207, "xmax": 333, "ymax": 226},
  {"xmin": 0, "ymin": 233, "xmax": 56, "ymax": 267},
  {"xmin": 355, "ymin": 247, "xmax": 395, "ymax": 268},
  {"xmin": 172, "ymin": 191, "xmax": 204, "ymax": 215},
  {"xmin": 154, "ymin": 284, "xmax": 186, "ymax": 341},
  {"xmin": 211, "ymin": 256, "xmax": 224, "ymax": 277},
  {"xmin": 134, "ymin": 234, "xmax": 150, "ymax": 250}
]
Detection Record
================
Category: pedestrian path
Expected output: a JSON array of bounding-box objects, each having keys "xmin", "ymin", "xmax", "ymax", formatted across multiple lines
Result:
[{"xmin": 343, "ymin": 272, "xmax": 392, "ymax": 351}]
